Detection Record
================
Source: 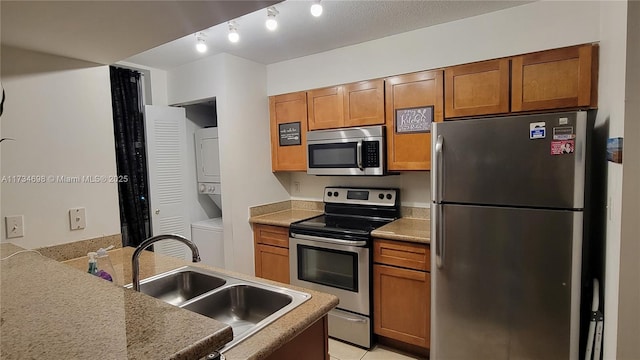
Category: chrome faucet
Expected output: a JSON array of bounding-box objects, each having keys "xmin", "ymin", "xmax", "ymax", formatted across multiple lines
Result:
[{"xmin": 131, "ymin": 234, "xmax": 201, "ymax": 291}]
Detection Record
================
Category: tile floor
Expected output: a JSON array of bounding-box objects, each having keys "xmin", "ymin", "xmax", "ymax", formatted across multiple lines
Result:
[{"xmin": 329, "ymin": 338, "xmax": 425, "ymax": 360}]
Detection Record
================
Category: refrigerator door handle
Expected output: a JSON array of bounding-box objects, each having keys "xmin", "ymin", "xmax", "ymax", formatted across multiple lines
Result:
[
  {"xmin": 434, "ymin": 204, "xmax": 445, "ymax": 269},
  {"xmin": 435, "ymin": 135, "xmax": 444, "ymax": 202}
]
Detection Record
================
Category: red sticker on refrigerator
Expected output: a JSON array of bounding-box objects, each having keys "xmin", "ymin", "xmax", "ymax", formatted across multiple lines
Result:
[{"xmin": 551, "ymin": 140, "xmax": 575, "ymax": 155}]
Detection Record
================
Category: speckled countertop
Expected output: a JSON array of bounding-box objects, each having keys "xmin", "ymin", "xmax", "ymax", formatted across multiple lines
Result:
[
  {"xmin": 249, "ymin": 209, "xmax": 323, "ymax": 227},
  {"xmin": 1, "ymin": 244, "xmax": 337, "ymax": 360},
  {"xmin": 371, "ymin": 217, "xmax": 430, "ymax": 244},
  {"xmin": 0, "ymin": 243, "xmax": 232, "ymax": 360},
  {"xmin": 249, "ymin": 201, "xmax": 430, "ymax": 243}
]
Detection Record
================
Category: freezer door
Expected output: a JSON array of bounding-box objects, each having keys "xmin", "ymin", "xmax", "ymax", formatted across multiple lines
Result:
[
  {"xmin": 431, "ymin": 111, "xmax": 589, "ymax": 209},
  {"xmin": 431, "ymin": 204, "xmax": 582, "ymax": 360}
]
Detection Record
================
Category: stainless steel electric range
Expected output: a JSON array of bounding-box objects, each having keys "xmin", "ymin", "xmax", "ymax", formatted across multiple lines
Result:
[{"xmin": 289, "ymin": 187, "xmax": 400, "ymax": 349}]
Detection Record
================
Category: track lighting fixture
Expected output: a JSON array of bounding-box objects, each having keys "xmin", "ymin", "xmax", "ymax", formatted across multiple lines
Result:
[
  {"xmin": 195, "ymin": 32, "xmax": 207, "ymax": 53},
  {"xmin": 228, "ymin": 21, "xmax": 240, "ymax": 43},
  {"xmin": 310, "ymin": 1, "xmax": 323, "ymax": 17},
  {"xmin": 266, "ymin": 6, "xmax": 279, "ymax": 31}
]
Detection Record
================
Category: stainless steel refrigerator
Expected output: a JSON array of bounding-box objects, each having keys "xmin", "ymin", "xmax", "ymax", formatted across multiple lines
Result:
[{"xmin": 431, "ymin": 111, "xmax": 594, "ymax": 360}]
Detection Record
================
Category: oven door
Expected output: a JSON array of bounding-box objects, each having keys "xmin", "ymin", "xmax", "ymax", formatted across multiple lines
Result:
[{"xmin": 289, "ymin": 235, "xmax": 370, "ymax": 315}]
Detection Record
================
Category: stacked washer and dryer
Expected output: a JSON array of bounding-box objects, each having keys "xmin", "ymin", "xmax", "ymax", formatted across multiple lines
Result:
[{"xmin": 192, "ymin": 127, "xmax": 224, "ymax": 268}]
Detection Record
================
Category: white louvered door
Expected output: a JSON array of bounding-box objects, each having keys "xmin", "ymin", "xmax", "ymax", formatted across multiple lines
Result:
[{"xmin": 144, "ymin": 105, "xmax": 190, "ymax": 260}]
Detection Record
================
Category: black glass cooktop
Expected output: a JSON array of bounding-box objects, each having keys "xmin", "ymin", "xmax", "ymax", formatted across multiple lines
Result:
[{"xmin": 290, "ymin": 214, "xmax": 391, "ymax": 239}]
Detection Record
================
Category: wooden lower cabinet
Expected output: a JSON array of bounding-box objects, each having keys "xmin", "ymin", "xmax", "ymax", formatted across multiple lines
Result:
[
  {"xmin": 253, "ymin": 224, "xmax": 290, "ymax": 284},
  {"xmin": 373, "ymin": 239, "xmax": 430, "ymax": 349},
  {"xmin": 265, "ymin": 315, "xmax": 329, "ymax": 360}
]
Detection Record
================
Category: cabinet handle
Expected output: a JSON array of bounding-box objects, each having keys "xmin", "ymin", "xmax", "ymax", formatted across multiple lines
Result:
[{"xmin": 154, "ymin": 209, "xmax": 160, "ymax": 215}]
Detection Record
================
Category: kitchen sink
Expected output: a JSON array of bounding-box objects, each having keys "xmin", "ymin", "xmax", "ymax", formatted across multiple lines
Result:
[
  {"xmin": 182, "ymin": 284, "xmax": 293, "ymax": 338},
  {"xmin": 126, "ymin": 266, "xmax": 310, "ymax": 352},
  {"xmin": 137, "ymin": 270, "xmax": 226, "ymax": 306}
]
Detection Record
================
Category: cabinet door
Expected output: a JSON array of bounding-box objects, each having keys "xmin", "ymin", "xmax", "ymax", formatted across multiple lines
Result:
[
  {"xmin": 343, "ymin": 79, "xmax": 385, "ymax": 127},
  {"xmin": 269, "ymin": 92, "xmax": 308, "ymax": 171},
  {"xmin": 444, "ymin": 58, "xmax": 510, "ymax": 118},
  {"xmin": 373, "ymin": 264, "xmax": 430, "ymax": 348},
  {"xmin": 255, "ymin": 244, "xmax": 290, "ymax": 284},
  {"xmin": 385, "ymin": 70, "xmax": 443, "ymax": 171},
  {"xmin": 307, "ymin": 86, "xmax": 344, "ymax": 130},
  {"xmin": 512, "ymin": 44, "xmax": 598, "ymax": 112}
]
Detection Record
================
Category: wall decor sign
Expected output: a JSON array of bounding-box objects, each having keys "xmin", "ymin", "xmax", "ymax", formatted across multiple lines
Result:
[
  {"xmin": 279, "ymin": 122, "xmax": 301, "ymax": 146},
  {"xmin": 396, "ymin": 106, "xmax": 433, "ymax": 134}
]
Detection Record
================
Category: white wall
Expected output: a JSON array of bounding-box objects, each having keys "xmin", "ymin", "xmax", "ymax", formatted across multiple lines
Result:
[
  {"xmin": 617, "ymin": 1, "xmax": 640, "ymax": 358},
  {"xmin": 290, "ymin": 172, "xmax": 430, "ymax": 207},
  {"xmin": 0, "ymin": 46, "xmax": 120, "ymax": 248},
  {"xmin": 596, "ymin": 1, "xmax": 629, "ymax": 358},
  {"xmin": 167, "ymin": 53, "xmax": 290, "ymax": 274}
]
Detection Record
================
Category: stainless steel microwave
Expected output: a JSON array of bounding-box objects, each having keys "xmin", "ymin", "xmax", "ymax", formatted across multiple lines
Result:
[{"xmin": 306, "ymin": 125, "xmax": 385, "ymax": 176}]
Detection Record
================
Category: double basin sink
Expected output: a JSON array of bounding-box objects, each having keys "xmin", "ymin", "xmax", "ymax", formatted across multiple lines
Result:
[{"xmin": 127, "ymin": 266, "xmax": 311, "ymax": 352}]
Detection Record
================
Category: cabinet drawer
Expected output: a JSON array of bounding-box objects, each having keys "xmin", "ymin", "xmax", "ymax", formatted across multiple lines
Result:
[
  {"xmin": 254, "ymin": 224, "xmax": 289, "ymax": 248},
  {"xmin": 373, "ymin": 239, "xmax": 430, "ymax": 271}
]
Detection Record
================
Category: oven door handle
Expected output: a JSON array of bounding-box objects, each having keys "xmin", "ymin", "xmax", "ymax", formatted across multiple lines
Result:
[
  {"xmin": 331, "ymin": 310, "xmax": 367, "ymax": 323},
  {"xmin": 291, "ymin": 233, "xmax": 368, "ymax": 247}
]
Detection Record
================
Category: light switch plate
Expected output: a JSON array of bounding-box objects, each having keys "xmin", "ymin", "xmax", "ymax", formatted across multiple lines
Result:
[
  {"xmin": 5, "ymin": 215, "xmax": 24, "ymax": 239},
  {"xmin": 69, "ymin": 208, "xmax": 86, "ymax": 230}
]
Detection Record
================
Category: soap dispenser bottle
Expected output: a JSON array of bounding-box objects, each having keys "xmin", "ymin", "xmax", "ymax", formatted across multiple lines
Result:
[
  {"xmin": 95, "ymin": 245, "xmax": 117, "ymax": 284},
  {"xmin": 87, "ymin": 252, "xmax": 98, "ymax": 275}
]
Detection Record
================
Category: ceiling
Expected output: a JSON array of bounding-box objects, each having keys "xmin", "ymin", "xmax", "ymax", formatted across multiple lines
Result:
[
  {"xmin": 1, "ymin": 1, "xmax": 532, "ymax": 70},
  {"xmin": 0, "ymin": 1, "xmax": 278, "ymax": 65}
]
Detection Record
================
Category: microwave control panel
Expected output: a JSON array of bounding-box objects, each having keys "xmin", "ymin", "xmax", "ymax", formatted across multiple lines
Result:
[{"xmin": 363, "ymin": 141, "xmax": 380, "ymax": 167}]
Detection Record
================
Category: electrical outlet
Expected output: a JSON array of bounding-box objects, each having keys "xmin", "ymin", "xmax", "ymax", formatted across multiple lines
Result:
[
  {"xmin": 5, "ymin": 215, "xmax": 24, "ymax": 239},
  {"xmin": 69, "ymin": 208, "xmax": 86, "ymax": 230},
  {"xmin": 293, "ymin": 181, "xmax": 301, "ymax": 194}
]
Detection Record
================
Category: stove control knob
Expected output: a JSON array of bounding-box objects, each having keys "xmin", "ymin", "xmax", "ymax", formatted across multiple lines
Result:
[
  {"xmin": 327, "ymin": 191, "xmax": 332, "ymax": 197},
  {"xmin": 378, "ymin": 194, "xmax": 384, "ymax": 200},
  {"xmin": 333, "ymin": 191, "xmax": 339, "ymax": 197},
  {"xmin": 386, "ymin": 194, "xmax": 393, "ymax": 200}
]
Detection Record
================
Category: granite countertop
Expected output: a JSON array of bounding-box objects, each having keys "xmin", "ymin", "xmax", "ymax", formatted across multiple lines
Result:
[
  {"xmin": 249, "ymin": 209, "xmax": 323, "ymax": 227},
  {"xmin": 0, "ymin": 244, "xmax": 338, "ymax": 360},
  {"xmin": 371, "ymin": 217, "xmax": 431, "ymax": 244},
  {"xmin": 0, "ymin": 243, "xmax": 231, "ymax": 360}
]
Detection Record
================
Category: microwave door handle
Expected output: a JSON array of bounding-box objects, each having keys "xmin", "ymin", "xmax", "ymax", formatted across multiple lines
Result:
[{"xmin": 357, "ymin": 140, "xmax": 364, "ymax": 171}]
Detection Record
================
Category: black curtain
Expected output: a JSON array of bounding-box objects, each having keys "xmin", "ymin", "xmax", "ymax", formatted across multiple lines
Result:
[{"xmin": 109, "ymin": 66, "xmax": 150, "ymax": 247}]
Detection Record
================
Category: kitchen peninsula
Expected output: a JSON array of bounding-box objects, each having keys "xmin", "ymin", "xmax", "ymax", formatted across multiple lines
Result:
[{"xmin": 0, "ymin": 243, "xmax": 338, "ymax": 360}]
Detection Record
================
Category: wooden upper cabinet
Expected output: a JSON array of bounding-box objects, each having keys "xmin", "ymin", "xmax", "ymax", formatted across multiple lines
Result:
[
  {"xmin": 444, "ymin": 58, "xmax": 510, "ymax": 118},
  {"xmin": 308, "ymin": 80, "xmax": 384, "ymax": 130},
  {"xmin": 385, "ymin": 70, "xmax": 443, "ymax": 171},
  {"xmin": 343, "ymin": 79, "xmax": 385, "ymax": 127},
  {"xmin": 512, "ymin": 44, "xmax": 598, "ymax": 112},
  {"xmin": 269, "ymin": 92, "xmax": 308, "ymax": 172},
  {"xmin": 307, "ymin": 86, "xmax": 344, "ymax": 130}
]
